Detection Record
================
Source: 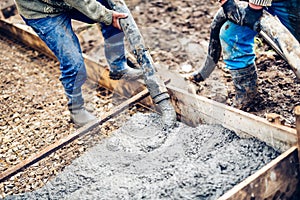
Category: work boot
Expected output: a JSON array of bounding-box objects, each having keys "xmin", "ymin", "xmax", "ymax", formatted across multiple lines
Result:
[
  {"xmin": 109, "ymin": 67, "xmax": 143, "ymax": 80},
  {"xmin": 70, "ymin": 107, "xmax": 97, "ymax": 127},
  {"xmin": 230, "ymin": 64, "xmax": 258, "ymax": 110}
]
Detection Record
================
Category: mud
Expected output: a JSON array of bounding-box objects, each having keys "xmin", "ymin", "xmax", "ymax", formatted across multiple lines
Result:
[{"xmin": 6, "ymin": 113, "xmax": 279, "ymax": 200}]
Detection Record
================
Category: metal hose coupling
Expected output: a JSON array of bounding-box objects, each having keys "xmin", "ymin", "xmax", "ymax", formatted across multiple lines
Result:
[{"xmin": 144, "ymin": 74, "xmax": 177, "ymax": 130}]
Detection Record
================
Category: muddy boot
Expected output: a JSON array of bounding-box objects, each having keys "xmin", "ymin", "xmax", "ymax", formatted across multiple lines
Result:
[
  {"xmin": 230, "ymin": 64, "xmax": 258, "ymax": 110},
  {"xmin": 70, "ymin": 107, "xmax": 97, "ymax": 127},
  {"xmin": 109, "ymin": 67, "xmax": 143, "ymax": 81}
]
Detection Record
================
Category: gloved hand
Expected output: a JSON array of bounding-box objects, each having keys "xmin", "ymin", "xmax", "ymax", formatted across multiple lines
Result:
[
  {"xmin": 187, "ymin": 72, "xmax": 204, "ymax": 83},
  {"xmin": 222, "ymin": 0, "xmax": 242, "ymax": 24},
  {"xmin": 242, "ymin": 5, "xmax": 263, "ymax": 31}
]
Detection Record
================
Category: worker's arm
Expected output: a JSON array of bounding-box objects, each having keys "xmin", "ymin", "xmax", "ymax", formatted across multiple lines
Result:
[
  {"xmin": 243, "ymin": 0, "xmax": 272, "ymax": 31},
  {"xmin": 64, "ymin": 0, "xmax": 127, "ymax": 29}
]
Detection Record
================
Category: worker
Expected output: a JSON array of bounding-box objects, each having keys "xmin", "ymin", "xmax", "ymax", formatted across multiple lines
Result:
[
  {"xmin": 191, "ymin": 0, "xmax": 300, "ymax": 110},
  {"xmin": 14, "ymin": 0, "xmax": 143, "ymax": 127}
]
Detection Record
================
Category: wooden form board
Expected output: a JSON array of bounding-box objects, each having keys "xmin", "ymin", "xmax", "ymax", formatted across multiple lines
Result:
[
  {"xmin": 167, "ymin": 86, "xmax": 297, "ymax": 152},
  {"xmin": 0, "ymin": 18, "xmax": 299, "ymax": 197},
  {"xmin": 79, "ymin": 49, "xmax": 299, "ymax": 153}
]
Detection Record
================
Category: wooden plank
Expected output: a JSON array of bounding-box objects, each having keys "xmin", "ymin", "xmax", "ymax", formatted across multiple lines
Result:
[
  {"xmin": 0, "ymin": 18, "xmax": 297, "ymax": 152},
  {"xmin": 0, "ymin": 21, "xmax": 56, "ymax": 58},
  {"xmin": 218, "ymin": 146, "xmax": 299, "ymax": 200},
  {"xmin": 168, "ymin": 86, "xmax": 297, "ymax": 152},
  {"xmin": 0, "ymin": 89, "xmax": 150, "ymax": 182}
]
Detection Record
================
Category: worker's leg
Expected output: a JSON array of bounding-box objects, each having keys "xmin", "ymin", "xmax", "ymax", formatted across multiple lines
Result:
[
  {"xmin": 69, "ymin": 0, "xmax": 143, "ymax": 80},
  {"xmin": 23, "ymin": 14, "xmax": 96, "ymax": 126},
  {"xmin": 266, "ymin": 0, "xmax": 300, "ymax": 41},
  {"xmin": 220, "ymin": 21, "xmax": 258, "ymax": 109},
  {"xmin": 100, "ymin": 22, "xmax": 128, "ymax": 78}
]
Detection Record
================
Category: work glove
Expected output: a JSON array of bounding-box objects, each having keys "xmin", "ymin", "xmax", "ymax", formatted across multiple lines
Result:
[
  {"xmin": 241, "ymin": 5, "xmax": 263, "ymax": 31},
  {"xmin": 222, "ymin": 0, "xmax": 242, "ymax": 24}
]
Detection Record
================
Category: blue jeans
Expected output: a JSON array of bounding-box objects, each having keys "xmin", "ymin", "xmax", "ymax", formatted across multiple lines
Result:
[
  {"xmin": 220, "ymin": 0, "xmax": 300, "ymax": 70},
  {"xmin": 23, "ymin": 0, "xmax": 126, "ymax": 109}
]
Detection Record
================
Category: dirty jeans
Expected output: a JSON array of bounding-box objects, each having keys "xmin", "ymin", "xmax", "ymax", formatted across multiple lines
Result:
[
  {"xmin": 220, "ymin": 0, "xmax": 300, "ymax": 70},
  {"xmin": 23, "ymin": 0, "xmax": 125, "ymax": 110}
]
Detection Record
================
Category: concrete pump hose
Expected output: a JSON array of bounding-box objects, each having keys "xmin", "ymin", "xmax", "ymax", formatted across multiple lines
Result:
[
  {"xmin": 259, "ymin": 12, "xmax": 300, "ymax": 80},
  {"xmin": 194, "ymin": 8, "xmax": 227, "ymax": 81},
  {"xmin": 106, "ymin": 0, "xmax": 177, "ymax": 129}
]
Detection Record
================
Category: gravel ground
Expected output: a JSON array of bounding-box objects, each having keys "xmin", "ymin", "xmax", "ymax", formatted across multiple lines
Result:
[{"xmin": 0, "ymin": 34, "xmax": 140, "ymax": 198}]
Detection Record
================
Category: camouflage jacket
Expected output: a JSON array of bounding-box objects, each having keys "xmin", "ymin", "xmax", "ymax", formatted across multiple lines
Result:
[{"xmin": 14, "ymin": 0, "xmax": 113, "ymax": 25}]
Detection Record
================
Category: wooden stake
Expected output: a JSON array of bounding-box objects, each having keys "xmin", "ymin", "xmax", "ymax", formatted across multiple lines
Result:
[
  {"xmin": 294, "ymin": 106, "xmax": 300, "ymax": 166},
  {"xmin": 0, "ymin": 89, "xmax": 149, "ymax": 182}
]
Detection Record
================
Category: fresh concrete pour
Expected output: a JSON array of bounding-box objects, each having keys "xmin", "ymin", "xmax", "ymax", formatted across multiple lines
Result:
[{"xmin": 6, "ymin": 113, "xmax": 279, "ymax": 200}]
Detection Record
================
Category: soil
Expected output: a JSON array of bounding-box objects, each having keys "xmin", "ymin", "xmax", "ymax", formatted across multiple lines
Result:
[
  {"xmin": 125, "ymin": 0, "xmax": 300, "ymax": 128},
  {"xmin": 6, "ymin": 0, "xmax": 299, "ymax": 126},
  {"xmin": 75, "ymin": 0, "xmax": 300, "ymax": 127},
  {"xmin": 4, "ymin": 113, "xmax": 279, "ymax": 200}
]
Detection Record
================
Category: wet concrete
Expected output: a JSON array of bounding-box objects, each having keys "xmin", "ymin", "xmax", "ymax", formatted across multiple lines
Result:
[{"xmin": 5, "ymin": 112, "xmax": 279, "ymax": 200}]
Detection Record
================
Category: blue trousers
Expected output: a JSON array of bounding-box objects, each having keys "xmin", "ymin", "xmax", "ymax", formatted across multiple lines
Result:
[
  {"xmin": 23, "ymin": 0, "xmax": 126, "ymax": 109},
  {"xmin": 220, "ymin": 0, "xmax": 300, "ymax": 70}
]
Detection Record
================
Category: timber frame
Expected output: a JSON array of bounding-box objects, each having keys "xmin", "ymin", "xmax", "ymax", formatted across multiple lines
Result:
[{"xmin": 0, "ymin": 6, "xmax": 299, "ymax": 199}]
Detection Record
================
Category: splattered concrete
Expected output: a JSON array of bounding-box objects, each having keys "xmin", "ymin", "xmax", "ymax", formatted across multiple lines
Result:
[{"xmin": 5, "ymin": 113, "xmax": 279, "ymax": 200}]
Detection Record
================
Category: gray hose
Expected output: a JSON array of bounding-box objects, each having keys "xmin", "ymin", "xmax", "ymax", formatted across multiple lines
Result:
[
  {"xmin": 106, "ymin": 0, "xmax": 177, "ymax": 129},
  {"xmin": 191, "ymin": 8, "xmax": 227, "ymax": 82}
]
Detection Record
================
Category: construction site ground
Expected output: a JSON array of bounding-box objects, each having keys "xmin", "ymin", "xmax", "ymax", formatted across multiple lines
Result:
[
  {"xmin": 1, "ymin": 0, "xmax": 300, "ymax": 199},
  {"xmin": 5, "ymin": 0, "xmax": 299, "ymax": 126},
  {"xmin": 74, "ymin": 0, "xmax": 300, "ymax": 127}
]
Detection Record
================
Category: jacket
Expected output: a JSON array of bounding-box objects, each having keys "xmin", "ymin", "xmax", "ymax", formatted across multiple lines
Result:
[{"xmin": 14, "ymin": 0, "xmax": 113, "ymax": 25}]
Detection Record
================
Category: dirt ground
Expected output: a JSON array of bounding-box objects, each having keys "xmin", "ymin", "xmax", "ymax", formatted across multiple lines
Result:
[
  {"xmin": 7, "ymin": 0, "xmax": 296, "ymax": 126},
  {"xmin": 77, "ymin": 0, "xmax": 300, "ymax": 127},
  {"xmin": 127, "ymin": 0, "xmax": 299, "ymax": 127}
]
